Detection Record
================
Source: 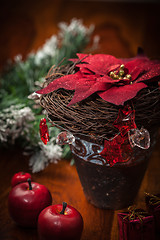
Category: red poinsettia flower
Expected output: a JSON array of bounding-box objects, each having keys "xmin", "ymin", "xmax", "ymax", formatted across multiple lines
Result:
[{"xmin": 36, "ymin": 53, "xmax": 160, "ymax": 105}]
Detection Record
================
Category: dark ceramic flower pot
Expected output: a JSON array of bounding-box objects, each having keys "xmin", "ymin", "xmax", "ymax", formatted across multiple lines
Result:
[{"xmin": 70, "ymin": 133, "xmax": 156, "ymax": 210}]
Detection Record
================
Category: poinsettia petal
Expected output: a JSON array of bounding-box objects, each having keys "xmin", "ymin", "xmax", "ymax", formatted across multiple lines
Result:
[
  {"xmin": 121, "ymin": 56, "xmax": 149, "ymax": 64},
  {"xmin": 36, "ymin": 72, "xmax": 83, "ymax": 94},
  {"xmin": 124, "ymin": 59, "xmax": 149, "ymax": 78},
  {"xmin": 79, "ymin": 67, "xmax": 94, "ymax": 74},
  {"xmin": 98, "ymin": 82, "xmax": 147, "ymax": 105},
  {"xmin": 124, "ymin": 58, "xmax": 160, "ymax": 82},
  {"xmin": 136, "ymin": 63, "xmax": 160, "ymax": 82},
  {"xmin": 136, "ymin": 59, "xmax": 160, "ymax": 72},
  {"xmin": 76, "ymin": 54, "xmax": 122, "ymax": 75},
  {"xmin": 106, "ymin": 64, "xmax": 121, "ymax": 73},
  {"xmin": 124, "ymin": 58, "xmax": 149, "ymax": 71},
  {"xmin": 76, "ymin": 53, "xmax": 90, "ymax": 60},
  {"xmin": 68, "ymin": 58, "xmax": 77, "ymax": 63},
  {"xmin": 97, "ymin": 76, "xmax": 122, "ymax": 84},
  {"xmin": 68, "ymin": 81, "xmax": 108, "ymax": 106},
  {"xmin": 130, "ymin": 67, "xmax": 143, "ymax": 81}
]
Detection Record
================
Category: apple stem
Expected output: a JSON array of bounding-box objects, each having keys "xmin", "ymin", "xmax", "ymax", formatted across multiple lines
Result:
[
  {"xmin": 27, "ymin": 178, "xmax": 32, "ymax": 190},
  {"xmin": 60, "ymin": 202, "xmax": 67, "ymax": 215}
]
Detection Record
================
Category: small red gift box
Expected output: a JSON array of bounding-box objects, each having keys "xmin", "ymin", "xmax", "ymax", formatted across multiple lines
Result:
[
  {"xmin": 117, "ymin": 207, "xmax": 155, "ymax": 240},
  {"xmin": 145, "ymin": 193, "xmax": 160, "ymax": 233}
]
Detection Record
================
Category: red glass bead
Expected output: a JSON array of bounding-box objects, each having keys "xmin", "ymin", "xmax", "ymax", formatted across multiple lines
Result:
[
  {"xmin": 113, "ymin": 105, "xmax": 137, "ymax": 136},
  {"xmin": 39, "ymin": 118, "xmax": 49, "ymax": 145},
  {"xmin": 100, "ymin": 105, "xmax": 136, "ymax": 166},
  {"xmin": 100, "ymin": 135, "xmax": 132, "ymax": 166}
]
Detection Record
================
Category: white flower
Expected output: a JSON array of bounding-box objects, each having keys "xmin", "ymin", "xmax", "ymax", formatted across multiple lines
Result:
[
  {"xmin": 14, "ymin": 54, "xmax": 22, "ymax": 63},
  {"xmin": 29, "ymin": 137, "xmax": 62, "ymax": 173},
  {"xmin": 58, "ymin": 18, "xmax": 94, "ymax": 37},
  {"xmin": 0, "ymin": 104, "xmax": 35, "ymax": 144},
  {"xmin": 33, "ymin": 35, "xmax": 58, "ymax": 65},
  {"xmin": 39, "ymin": 137, "xmax": 62, "ymax": 160}
]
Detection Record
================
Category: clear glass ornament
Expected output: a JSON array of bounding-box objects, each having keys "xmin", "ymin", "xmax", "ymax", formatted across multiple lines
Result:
[
  {"xmin": 128, "ymin": 127, "xmax": 150, "ymax": 149},
  {"xmin": 56, "ymin": 131, "xmax": 75, "ymax": 145},
  {"xmin": 28, "ymin": 92, "xmax": 41, "ymax": 99}
]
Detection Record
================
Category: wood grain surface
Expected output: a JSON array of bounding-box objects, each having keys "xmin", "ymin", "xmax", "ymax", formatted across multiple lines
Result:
[
  {"xmin": 0, "ymin": 138, "xmax": 160, "ymax": 240},
  {"xmin": 0, "ymin": 1, "xmax": 160, "ymax": 239}
]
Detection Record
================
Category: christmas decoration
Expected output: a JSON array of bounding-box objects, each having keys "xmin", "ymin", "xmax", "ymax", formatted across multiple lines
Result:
[
  {"xmin": 128, "ymin": 127, "xmax": 150, "ymax": 149},
  {"xmin": 38, "ymin": 202, "xmax": 83, "ymax": 240},
  {"xmin": 39, "ymin": 118, "xmax": 49, "ymax": 145},
  {"xmin": 35, "ymin": 48, "xmax": 160, "ymax": 209},
  {"xmin": 8, "ymin": 179, "xmax": 52, "ymax": 227},
  {"xmin": 56, "ymin": 131, "xmax": 75, "ymax": 145},
  {"xmin": 11, "ymin": 172, "xmax": 32, "ymax": 187},
  {"xmin": 0, "ymin": 19, "xmax": 95, "ymax": 172},
  {"xmin": 36, "ymin": 50, "xmax": 160, "ymax": 143},
  {"xmin": 117, "ymin": 206, "xmax": 155, "ymax": 240},
  {"xmin": 100, "ymin": 106, "xmax": 135, "ymax": 166},
  {"xmin": 100, "ymin": 135, "xmax": 132, "ymax": 166},
  {"xmin": 100, "ymin": 105, "xmax": 150, "ymax": 166},
  {"xmin": 113, "ymin": 106, "xmax": 137, "ymax": 136},
  {"xmin": 36, "ymin": 53, "xmax": 160, "ymax": 106},
  {"xmin": 0, "ymin": 104, "xmax": 35, "ymax": 144},
  {"xmin": 145, "ymin": 192, "xmax": 160, "ymax": 233}
]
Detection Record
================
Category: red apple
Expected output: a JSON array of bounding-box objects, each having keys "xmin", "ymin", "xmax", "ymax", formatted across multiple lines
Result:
[
  {"xmin": 11, "ymin": 172, "xmax": 32, "ymax": 187},
  {"xmin": 38, "ymin": 202, "xmax": 83, "ymax": 240},
  {"xmin": 8, "ymin": 179, "xmax": 52, "ymax": 227}
]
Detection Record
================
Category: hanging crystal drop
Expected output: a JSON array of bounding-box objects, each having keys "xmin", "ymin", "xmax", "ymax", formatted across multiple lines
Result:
[
  {"xmin": 39, "ymin": 118, "xmax": 49, "ymax": 145},
  {"xmin": 128, "ymin": 127, "xmax": 150, "ymax": 149},
  {"xmin": 28, "ymin": 92, "xmax": 41, "ymax": 99},
  {"xmin": 56, "ymin": 131, "xmax": 75, "ymax": 145}
]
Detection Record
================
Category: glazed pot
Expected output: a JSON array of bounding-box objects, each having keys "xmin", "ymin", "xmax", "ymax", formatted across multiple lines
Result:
[{"xmin": 70, "ymin": 133, "xmax": 156, "ymax": 210}]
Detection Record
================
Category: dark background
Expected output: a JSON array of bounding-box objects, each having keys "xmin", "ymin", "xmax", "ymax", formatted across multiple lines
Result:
[{"xmin": 0, "ymin": 0, "xmax": 160, "ymax": 70}]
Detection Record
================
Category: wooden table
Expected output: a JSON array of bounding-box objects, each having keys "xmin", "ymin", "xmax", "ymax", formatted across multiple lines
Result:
[
  {"xmin": 0, "ymin": 1, "xmax": 160, "ymax": 239},
  {"xmin": 0, "ymin": 138, "xmax": 160, "ymax": 240}
]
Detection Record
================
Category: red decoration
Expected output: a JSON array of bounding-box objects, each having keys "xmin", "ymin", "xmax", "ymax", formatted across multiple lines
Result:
[
  {"xmin": 39, "ymin": 118, "xmax": 49, "ymax": 145},
  {"xmin": 100, "ymin": 106, "xmax": 136, "ymax": 166},
  {"xmin": 8, "ymin": 179, "xmax": 52, "ymax": 227},
  {"xmin": 117, "ymin": 208, "xmax": 155, "ymax": 240},
  {"xmin": 145, "ymin": 193, "xmax": 160, "ymax": 233},
  {"xmin": 11, "ymin": 172, "xmax": 32, "ymax": 188},
  {"xmin": 38, "ymin": 202, "xmax": 83, "ymax": 240},
  {"xmin": 100, "ymin": 135, "xmax": 132, "ymax": 166},
  {"xmin": 113, "ymin": 105, "xmax": 137, "ymax": 136},
  {"xmin": 36, "ymin": 53, "xmax": 160, "ymax": 106}
]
